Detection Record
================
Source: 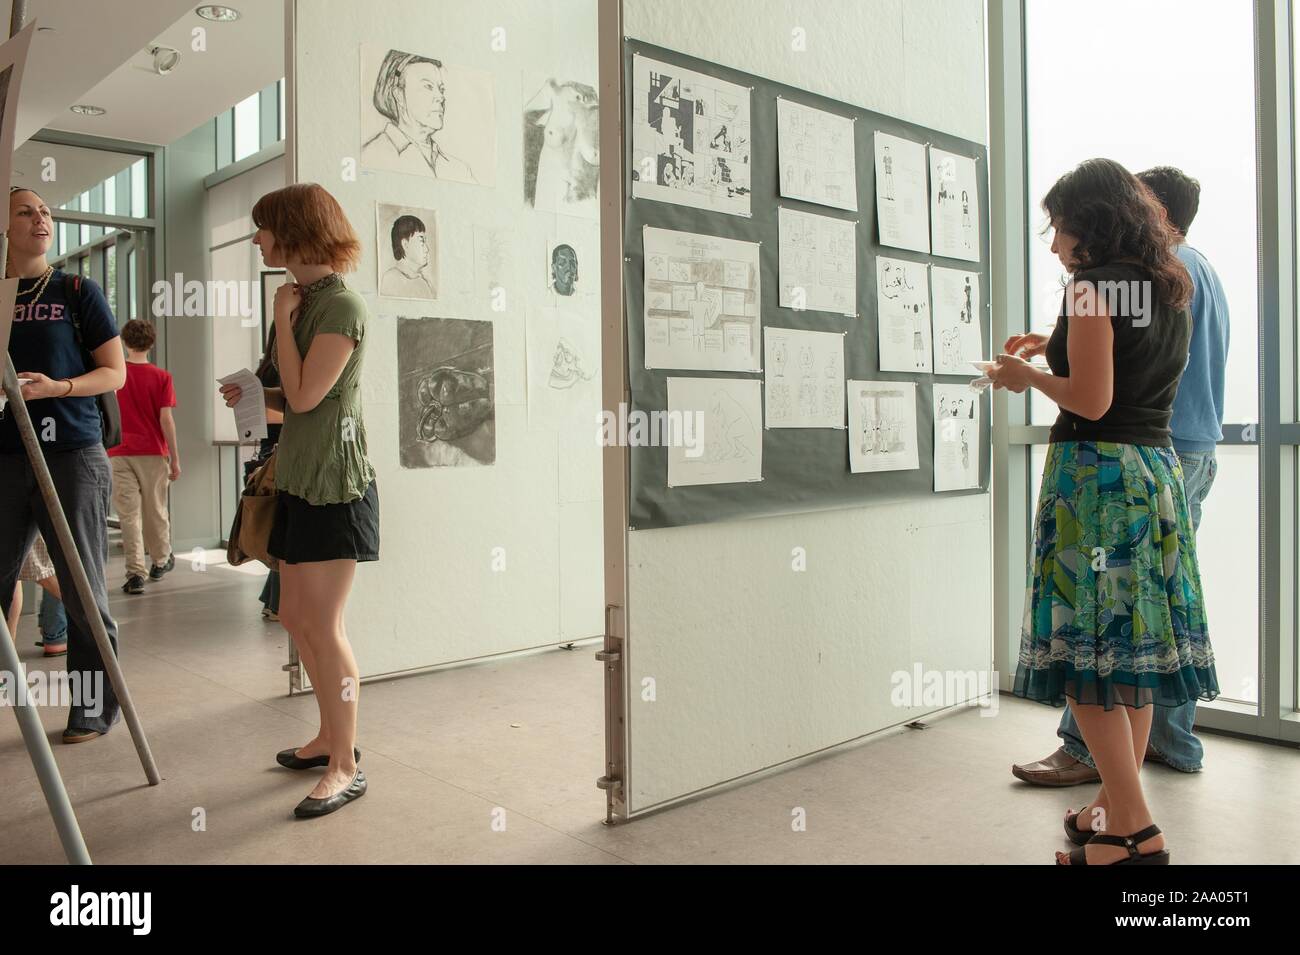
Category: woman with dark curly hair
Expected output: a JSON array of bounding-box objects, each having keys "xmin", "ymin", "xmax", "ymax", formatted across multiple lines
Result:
[{"xmin": 987, "ymin": 158, "xmax": 1218, "ymax": 865}]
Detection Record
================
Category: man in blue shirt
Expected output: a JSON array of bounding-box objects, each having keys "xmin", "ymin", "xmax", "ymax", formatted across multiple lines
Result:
[{"xmin": 1013, "ymin": 166, "xmax": 1230, "ymax": 785}]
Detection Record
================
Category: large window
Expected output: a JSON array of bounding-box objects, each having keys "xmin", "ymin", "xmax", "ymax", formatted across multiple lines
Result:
[
  {"xmin": 215, "ymin": 79, "xmax": 285, "ymax": 171},
  {"xmin": 1020, "ymin": 0, "xmax": 1269, "ymax": 712}
]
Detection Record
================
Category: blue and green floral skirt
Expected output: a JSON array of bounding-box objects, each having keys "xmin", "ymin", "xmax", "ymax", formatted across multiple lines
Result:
[{"xmin": 1013, "ymin": 441, "xmax": 1219, "ymax": 710}]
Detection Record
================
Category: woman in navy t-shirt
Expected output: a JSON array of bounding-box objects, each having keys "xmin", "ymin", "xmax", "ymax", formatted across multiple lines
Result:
[{"xmin": 0, "ymin": 186, "xmax": 126, "ymax": 743}]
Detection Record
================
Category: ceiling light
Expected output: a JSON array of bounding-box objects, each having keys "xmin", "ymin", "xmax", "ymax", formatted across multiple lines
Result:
[
  {"xmin": 150, "ymin": 45, "xmax": 181, "ymax": 75},
  {"xmin": 70, "ymin": 104, "xmax": 106, "ymax": 116},
  {"xmin": 195, "ymin": 5, "xmax": 240, "ymax": 21}
]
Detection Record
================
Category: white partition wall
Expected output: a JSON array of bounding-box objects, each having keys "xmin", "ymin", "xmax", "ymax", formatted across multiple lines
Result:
[
  {"xmin": 289, "ymin": 0, "xmax": 603, "ymax": 680},
  {"xmin": 613, "ymin": 0, "xmax": 993, "ymax": 816}
]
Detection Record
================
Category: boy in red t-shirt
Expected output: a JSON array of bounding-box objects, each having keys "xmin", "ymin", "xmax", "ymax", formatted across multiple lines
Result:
[{"xmin": 110, "ymin": 320, "xmax": 180, "ymax": 594}]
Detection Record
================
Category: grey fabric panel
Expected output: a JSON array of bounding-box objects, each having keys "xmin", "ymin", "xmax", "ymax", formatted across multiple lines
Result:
[{"xmin": 624, "ymin": 40, "xmax": 991, "ymax": 531}]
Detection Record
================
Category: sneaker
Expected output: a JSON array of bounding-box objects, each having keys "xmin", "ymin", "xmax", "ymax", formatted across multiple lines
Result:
[
  {"xmin": 149, "ymin": 554, "xmax": 176, "ymax": 581},
  {"xmin": 122, "ymin": 575, "xmax": 146, "ymax": 595}
]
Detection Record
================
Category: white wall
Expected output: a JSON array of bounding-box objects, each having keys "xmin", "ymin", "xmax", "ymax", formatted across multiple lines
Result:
[
  {"xmin": 291, "ymin": 0, "xmax": 604, "ymax": 679},
  {"xmin": 622, "ymin": 0, "xmax": 992, "ymax": 813},
  {"xmin": 207, "ymin": 155, "xmax": 287, "ymax": 443}
]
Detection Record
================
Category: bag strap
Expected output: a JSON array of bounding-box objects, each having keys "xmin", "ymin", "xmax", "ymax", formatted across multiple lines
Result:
[{"xmin": 63, "ymin": 273, "xmax": 93, "ymax": 365}]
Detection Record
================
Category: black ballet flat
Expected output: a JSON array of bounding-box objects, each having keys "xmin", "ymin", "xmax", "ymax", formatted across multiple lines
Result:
[
  {"xmin": 1057, "ymin": 823, "xmax": 1170, "ymax": 865},
  {"xmin": 293, "ymin": 768, "xmax": 367, "ymax": 819},
  {"xmin": 276, "ymin": 746, "xmax": 361, "ymax": 770},
  {"xmin": 1064, "ymin": 806, "xmax": 1095, "ymax": 846}
]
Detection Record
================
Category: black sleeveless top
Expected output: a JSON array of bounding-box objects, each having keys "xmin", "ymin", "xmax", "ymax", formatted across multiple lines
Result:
[{"xmin": 1045, "ymin": 262, "xmax": 1191, "ymax": 446}]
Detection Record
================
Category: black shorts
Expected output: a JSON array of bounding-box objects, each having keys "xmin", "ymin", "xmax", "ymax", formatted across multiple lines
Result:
[{"xmin": 268, "ymin": 481, "xmax": 380, "ymax": 565}]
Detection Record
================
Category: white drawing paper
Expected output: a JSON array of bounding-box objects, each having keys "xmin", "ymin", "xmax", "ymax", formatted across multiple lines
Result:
[
  {"xmin": 777, "ymin": 98, "xmax": 857, "ymax": 212},
  {"xmin": 522, "ymin": 75, "xmax": 599, "ymax": 216},
  {"xmin": 359, "ymin": 44, "xmax": 496, "ymax": 187},
  {"xmin": 376, "ymin": 202, "xmax": 438, "ymax": 301},
  {"xmin": 643, "ymin": 226, "xmax": 761, "ymax": 373},
  {"xmin": 216, "ymin": 368, "xmax": 267, "ymax": 442},
  {"xmin": 546, "ymin": 217, "xmax": 597, "ymax": 300},
  {"xmin": 930, "ymin": 267, "xmax": 983, "ymax": 376},
  {"xmin": 778, "ymin": 207, "xmax": 857, "ymax": 317},
  {"xmin": 473, "ymin": 226, "xmax": 516, "ymax": 311},
  {"xmin": 527, "ymin": 307, "xmax": 600, "ymax": 430},
  {"xmin": 876, "ymin": 256, "xmax": 932, "ymax": 372},
  {"xmin": 933, "ymin": 383, "xmax": 980, "ymax": 491},
  {"xmin": 666, "ymin": 376, "xmax": 763, "ymax": 487},
  {"xmin": 631, "ymin": 55, "xmax": 752, "ymax": 217},
  {"xmin": 874, "ymin": 131, "xmax": 930, "ymax": 253},
  {"xmin": 847, "ymin": 380, "xmax": 919, "ymax": 473},
  {"xmin": 764, "ymin": 327, "xmax": 845, "ymax": 429},
  {"xmin": 929, "ymin": 147, "xmax": 980, "ymax": 262}
]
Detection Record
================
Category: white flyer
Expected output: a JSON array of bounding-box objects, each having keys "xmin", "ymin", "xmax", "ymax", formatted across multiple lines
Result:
[
  {"xmin": 932, "ymin": 383, "xmax": 980, "ymax": 491},
  {"xmin": 631, "ymin": 55, "xmax": 752, "ymax": 217},
  {"xmin": 666, "ymin": 376, "xmax": 763, "ymax": 487},
  {"xmin": 643, "ymin": 226, "xmax": 761, "ymax": 373},
  {"xmin": 929, "ymin": 147, "xmax": 980, "ymax": 262},
  {"xmin": 930, "ymin": 267, "xmax": 983, "ymax": 376},
  {"xmin": 846, "ymin": 380, "xmax": 919, "ymax": 473},
  {"xmin": 763, "ymin": 326, "xmax": 845, "ymax": 429},
  {"xmin": 778, "ymin": 207, "xmax": 857, "ymax": 317},
  {"xmin": 874, "ymin": 131, "xmax": 930, "ymax": 253},
  {"xmin": 876, "ymin": 256, "xmax": 932, "ymax": 373},
  {"xmin": 777, "ymin": 98, "xmax": 857, "ymax": 212},
  {"xmin": 217, "ymin": 368, "xmax": 268, "ymax": 442}
]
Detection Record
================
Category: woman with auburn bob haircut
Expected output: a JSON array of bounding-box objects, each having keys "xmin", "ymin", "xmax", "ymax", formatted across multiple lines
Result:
[{"xmin": 220, "ymin": 183, "xmax": 378, "ymax": 819}]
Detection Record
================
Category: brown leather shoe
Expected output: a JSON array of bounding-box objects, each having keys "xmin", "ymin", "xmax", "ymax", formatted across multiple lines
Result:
[{"xmin": 1011, "ymin": 746, "xmax": 1100, "ymax": 786}]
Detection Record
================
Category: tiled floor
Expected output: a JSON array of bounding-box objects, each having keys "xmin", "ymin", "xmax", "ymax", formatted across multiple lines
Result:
[{"xmin": 1, "ymin": 551, "xmax": 1296, "ymax": 864}]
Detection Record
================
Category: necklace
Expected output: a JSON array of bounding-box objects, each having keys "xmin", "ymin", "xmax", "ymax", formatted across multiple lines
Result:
[
  {"xmin": 16, "ymin": 266, "xmax": 54, "ymax": 301},
  {"xmin": 299, "ymin": 272, "xmax": 341, "ymax": 301}
]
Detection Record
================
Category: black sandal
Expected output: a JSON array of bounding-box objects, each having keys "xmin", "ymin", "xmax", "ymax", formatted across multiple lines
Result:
[
  {"xmin": 1064, "ymin": 806, "xmax": 1094, "ymax": 846},
  {"xmin": 276, "ymin": 746, "xmax": 361, "ymax": 770},
  {"xmin": 1057, "ymin": 823, "xmax": 1170, "ymax": 865}
]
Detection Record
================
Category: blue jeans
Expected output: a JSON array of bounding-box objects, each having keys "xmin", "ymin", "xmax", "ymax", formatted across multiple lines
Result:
[
  {"xmin": 1057, "ymin": 447, "xmax": 1218, "ymax": 773},
  {"xmin": 39, "ymin": 590, "xmax": 67, "ymax": 644}
]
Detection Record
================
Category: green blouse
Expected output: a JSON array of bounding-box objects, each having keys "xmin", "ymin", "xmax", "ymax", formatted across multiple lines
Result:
[{"xmin": 273, "ymin": 279, "xmax": 376, "ymax": 505}]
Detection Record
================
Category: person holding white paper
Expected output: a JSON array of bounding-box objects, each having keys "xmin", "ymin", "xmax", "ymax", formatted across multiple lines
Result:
[
  {"xmin": 986, "ymin": 159, "xmax": 1217, "ymax": 865},
  {"xmin": 219, "ymin": 183, "xmax": 378, "ymax": 820}
]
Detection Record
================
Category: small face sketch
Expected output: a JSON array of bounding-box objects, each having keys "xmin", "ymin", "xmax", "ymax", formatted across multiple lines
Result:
[{"xmin": 551, "ymin": 244, "xmax": 578, "ymax": 295}]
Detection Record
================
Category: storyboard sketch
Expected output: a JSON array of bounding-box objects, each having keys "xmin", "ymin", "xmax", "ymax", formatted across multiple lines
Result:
[
  {"xmin": 397, "ymin": 317, "xmax": 496, "ymax": 469},
  {"xmin": 376, "ymin": 202, "xmax": 438, "ymax": 301},
  {"xmin": 776, "ymin": 98, "xmax": 857, "ymax": 212},
  {"xmin": 932, "ymin": 383, "xmax": 980, "ymax": 491},
  {"xmin": 874, "ymin": 131, "xmax": 930, "ymax": 254},
  {"xmin": 631, "ymin": 54, "xmax": 752, "ymax": 217},
  {"xmin": 929, "ymin": 147, "xmax": 980, "ymax": 262},
  {"xmin": 777, "ymin": 207, "xmax": 857, "ymax": 317},
  {"xmin": 526, "ymin": 307, "xmax": 600, "ymax": 429},
  {"xmin": 763, "ymin": 326, "xmax": 845, "ymax": 429},
  {"xmin": 522, "ymin": 76, "xmax": 599, "ymax": 216},
  {"xmin": 876, "ymin": 256, "xmax": 932, "ymax": 373},
  {"xmin": 846, "ymin": 380, "xmax": 919, "ymax": 474},
  {"xmin": 666, "ymin": 376, "xmax": 763, "ymax": 487},
  {"xmin": 359, "ymin": 44, "xmax": 496, "ymax": 187},
  {"xmin": 930, "ymin": 267, "xmax": 983, "ymax": 376},
  {"xmin": 643, "ymin": 225, "xmax": 762, "ymax": 372}
]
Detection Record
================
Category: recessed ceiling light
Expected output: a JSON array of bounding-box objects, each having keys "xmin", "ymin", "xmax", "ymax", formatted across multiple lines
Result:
[
  {"xmin": 196, "ymin": 5, "xmax": 240, "ymax": 21},
  {"xmin": 70, "ymin": 104, "xmax": 106, "ymax": 116},
  {"xmin": 150, "ymin": 45, "xmax": 181, "ymax": 75}
]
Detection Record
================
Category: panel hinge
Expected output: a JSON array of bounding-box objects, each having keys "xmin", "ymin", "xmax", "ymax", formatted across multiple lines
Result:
[{"xmin": 595, "ymin": 649, "xmax": 621, "ymax": 663}]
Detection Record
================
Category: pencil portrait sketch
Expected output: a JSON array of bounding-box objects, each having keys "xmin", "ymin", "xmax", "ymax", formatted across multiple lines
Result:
[
  {"xmin": 376, "ymin": 202, "xmax": 438, "ymax": 301},
  {"xmin": 360, "ymin": 44, "xmax": 496, "ymax": 187}
]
